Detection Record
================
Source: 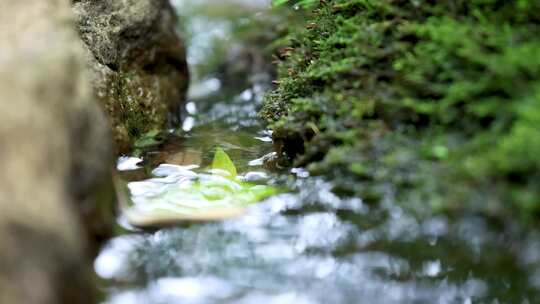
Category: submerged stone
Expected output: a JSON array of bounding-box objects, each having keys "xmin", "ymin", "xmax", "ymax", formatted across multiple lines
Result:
[{"xmin": 119, "ymin": 150, "xmax": 279, "ymax": 228}]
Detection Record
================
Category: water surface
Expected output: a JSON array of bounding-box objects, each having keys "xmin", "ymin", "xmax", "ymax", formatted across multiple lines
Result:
[{"xmin": 97, "ymin": 2, "xmax": 540, "ymax": 303}]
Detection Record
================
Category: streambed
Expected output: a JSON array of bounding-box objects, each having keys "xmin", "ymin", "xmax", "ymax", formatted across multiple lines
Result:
[{"xmin": 96, "ymin": 1, "xmax": 540, "ymax": 303}]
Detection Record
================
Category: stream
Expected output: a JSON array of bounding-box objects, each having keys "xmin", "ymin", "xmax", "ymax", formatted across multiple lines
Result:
[{"xmin": 96, "ymin": 1, "xmax": 540, "ymax": 303}]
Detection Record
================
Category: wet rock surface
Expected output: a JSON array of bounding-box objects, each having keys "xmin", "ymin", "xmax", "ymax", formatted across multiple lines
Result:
[
  {"xmin": 0, "ymin": 0, "xmax": 115, "ymax": 303},
  {"xmin": 74, "ymin": 0, "xmax": 189, "ymax": 152}
]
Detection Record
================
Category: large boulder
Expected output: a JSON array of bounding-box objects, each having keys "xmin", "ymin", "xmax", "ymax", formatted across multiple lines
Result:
[
  {"xmin": 74, "ymin": 0, "xmax": 189, "ymax": 153},
  {"xmin": 0, "ymin": 0, "xmax": 114, "ymax": 303}
]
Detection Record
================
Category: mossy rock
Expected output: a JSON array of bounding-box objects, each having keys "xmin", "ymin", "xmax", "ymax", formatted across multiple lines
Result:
[
  {"xmin": 262, "ymin": 0, "xmax": 540, "ymax": 218},
  {"xmin": 74, "ymin": 0, "xmax": 189, "ymax": 153}
]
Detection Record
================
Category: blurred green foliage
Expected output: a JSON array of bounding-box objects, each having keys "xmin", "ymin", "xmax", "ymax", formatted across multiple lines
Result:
[
  {"xmin": 261, "ymin": 0, "xmax": 540, "ymax": 218},
  {"xmin": 273, "ymin": 0, "xmax": 318, "ymax": 8},
  {"xmin": 175, "ymin": 0, "xmax": 304, "ymax": 83}
]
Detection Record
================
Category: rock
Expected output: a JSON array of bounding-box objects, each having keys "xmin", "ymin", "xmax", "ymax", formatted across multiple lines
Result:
[
  {"xmin": 0, "ymin": 0, "xmax": 115, "ymax": 303},
  {"xmin": 74, "ymin": 0, "xmax": 189, "ymax": 153}
]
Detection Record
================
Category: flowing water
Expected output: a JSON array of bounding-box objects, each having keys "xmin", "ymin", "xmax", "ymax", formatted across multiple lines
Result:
[{"xmin": 97, "ymin": 2, "xmax": 540, "ymax": 303}]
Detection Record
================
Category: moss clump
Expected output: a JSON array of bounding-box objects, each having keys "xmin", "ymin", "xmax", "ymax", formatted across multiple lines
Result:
[
  {"xmin": 262, "ymin": 0, "xmax": 540, "ymax": 218},
  {"xmin": 99, "ymin": 66, "xmax": 185, "ymax": 153}
]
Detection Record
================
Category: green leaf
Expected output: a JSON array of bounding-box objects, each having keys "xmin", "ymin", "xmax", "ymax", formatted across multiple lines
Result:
[
  {"xmin": 272, "ymin": 0, "xmax": 317, "ymax": 8},
  {"xmin": 121, "ymin": 168, "xmax": 280, "ymax": 228},
  {"xmin": 134, "ymin": 129, "xmax": 162, "ymax": 148},
  {"xmin": 211, "ymin": 147, "xmax": 237, "ymax": 177},
  {"xmin": 272, "ymin": 0, "xmax": 289, "ymax": 6}
]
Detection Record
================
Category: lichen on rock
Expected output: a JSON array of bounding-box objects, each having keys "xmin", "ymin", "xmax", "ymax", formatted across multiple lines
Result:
[{"xmin": 74, "ymin": 0, "xmax": 189, "ymax": 153}]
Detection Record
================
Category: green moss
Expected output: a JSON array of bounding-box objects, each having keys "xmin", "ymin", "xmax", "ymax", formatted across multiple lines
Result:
[
  {"xmin": 99, "ymin": 66, "xmax": 184, "ymax": 153},
  {"xmin": 262, "ymin": 0, "xmax": 540, "ymax": 219}
]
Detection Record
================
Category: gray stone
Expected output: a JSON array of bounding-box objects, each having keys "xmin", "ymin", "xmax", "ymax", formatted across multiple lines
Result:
[{"xmin": 0, "ymin": 0, "xmax": 114, "ymax": 303}]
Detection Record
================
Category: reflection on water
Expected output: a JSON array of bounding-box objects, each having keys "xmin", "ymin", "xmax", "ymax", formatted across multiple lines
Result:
[
  {"xmin": 99, "ymin": 177, "xmax": 540, "ymax": 303},
  {"xmin": 98, "ymin": 1, "xmax": 540, "ymax": 303}
]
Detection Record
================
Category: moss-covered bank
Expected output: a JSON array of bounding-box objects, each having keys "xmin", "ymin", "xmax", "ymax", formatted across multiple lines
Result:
[{"xmin": 262, "ymin": 0, "xmax": 540, "ymax": 218}]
